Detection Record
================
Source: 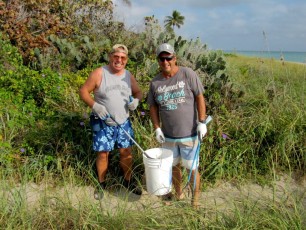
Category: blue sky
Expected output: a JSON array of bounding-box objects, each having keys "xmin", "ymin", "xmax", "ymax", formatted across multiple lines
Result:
[{"xmin": 113, "ymin": 0, "xmax": 306, "ymax": 52}]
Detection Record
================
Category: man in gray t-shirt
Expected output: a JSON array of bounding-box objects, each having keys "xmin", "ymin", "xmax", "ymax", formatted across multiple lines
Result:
[{"xmin": 147, "ymin": 43, "xmax": 208, "ymax": 208}]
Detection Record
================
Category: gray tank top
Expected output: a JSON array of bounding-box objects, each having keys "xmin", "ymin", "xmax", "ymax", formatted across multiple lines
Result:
[{"xmin": 94, "ymin": 66, "xmax": 131, "ymax": 125}]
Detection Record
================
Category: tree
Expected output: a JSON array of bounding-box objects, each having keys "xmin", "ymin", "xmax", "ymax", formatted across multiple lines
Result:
[
  {"xmin": 0, "ymin": 0, "xmax": 116, "ymax": 69},
  {"xmin": 164, "ymin": 10, "xmax": 185, "ymax": 30}
]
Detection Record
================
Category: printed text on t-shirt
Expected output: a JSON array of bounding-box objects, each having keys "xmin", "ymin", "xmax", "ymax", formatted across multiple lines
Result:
[{"xmin": 156, "ymin": 81, "xmax": 186, "ymax": 110}]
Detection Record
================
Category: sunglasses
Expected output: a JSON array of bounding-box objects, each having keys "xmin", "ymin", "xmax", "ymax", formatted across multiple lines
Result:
[
  {"xmin": 113, "ymin": 55, "xmax": 127, "ymax": 61},
  {"xmin": 158, "ymin": 56, "xmax": 174, "ymax": 62}
]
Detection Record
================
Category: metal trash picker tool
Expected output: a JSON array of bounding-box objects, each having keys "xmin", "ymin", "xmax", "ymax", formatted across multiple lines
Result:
[
  {"xmin": 109, "ymin": 116, "xmax": 153, "ymax": 159},
  {"xmin": 183, "ymin": 115, "xmax": 213, "ymax": 192}
]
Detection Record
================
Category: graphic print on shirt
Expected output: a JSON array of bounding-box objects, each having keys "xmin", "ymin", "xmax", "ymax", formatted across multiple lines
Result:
[
  {"xmin": 156, "ymin": 81, "xmax": 186, "ymax": 110},
  {"xmin": 105, "ymin": 84, "xmax": 130, "ymax": 98}
]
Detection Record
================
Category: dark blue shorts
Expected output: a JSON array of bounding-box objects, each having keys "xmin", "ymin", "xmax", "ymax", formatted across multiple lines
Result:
[{"xmin": 92, "ymin": 118, "xmax": 134, "ymax": 152}]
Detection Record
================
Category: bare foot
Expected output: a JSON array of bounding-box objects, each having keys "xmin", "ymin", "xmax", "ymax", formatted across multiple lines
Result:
[
  {"xmin": 161, "ymin": 192, "xmax": 185, "ymax": 206},
  {"xmin": 161, "ymin": 192, "xmax": 173, "ymax": 206},
  {"xmin": 175, "ymin": 193, "xmax": 185, "ymax": 200}
]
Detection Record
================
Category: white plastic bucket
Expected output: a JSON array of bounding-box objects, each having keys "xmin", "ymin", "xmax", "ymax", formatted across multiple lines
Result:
[{"xmin": 143, "ymin": 148, "xmax": 173, "ymax": 196}]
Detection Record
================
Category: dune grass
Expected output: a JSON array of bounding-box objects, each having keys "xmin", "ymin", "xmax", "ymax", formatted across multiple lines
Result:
[
  {"xmin": 202, "ymin": 55, "xmax": 306, "ymax": 181},
  {"xmin": 0, "ymin": 164, "xmax": 305, "ymax": 229}
]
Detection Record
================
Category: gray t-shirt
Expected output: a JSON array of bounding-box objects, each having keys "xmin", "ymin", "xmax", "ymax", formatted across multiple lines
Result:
[
  {"xmin": 94, "ymin": 66, "xmax": 131, "ymax": 124},
  {"xmin": 147, "ymin": 67, "xmax": 204, "ymax": 138}
]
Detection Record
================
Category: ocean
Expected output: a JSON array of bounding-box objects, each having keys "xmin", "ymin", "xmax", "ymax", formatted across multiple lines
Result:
[{"xmin": 224, "ymin": 50, "xmax": 306, "ymax": 64}]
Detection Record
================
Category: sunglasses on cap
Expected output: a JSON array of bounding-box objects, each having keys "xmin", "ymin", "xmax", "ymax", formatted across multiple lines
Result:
[{"xmin": 158, "ymin": 56, "xmax": 174, "ymax": 62}]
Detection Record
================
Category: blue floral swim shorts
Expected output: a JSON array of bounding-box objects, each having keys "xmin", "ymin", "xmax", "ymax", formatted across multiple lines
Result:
[{"xmin": 92, "ymin": 118, "xmax": 134, "ymax": 152}]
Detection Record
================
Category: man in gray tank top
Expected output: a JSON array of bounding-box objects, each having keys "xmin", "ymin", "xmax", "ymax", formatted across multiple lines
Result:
[
  {"xmin": 147, "ymin": 43, "xmax": 209, "ymax": 208},
  {"xmin": 79, "ymin": 44, "xmax": 143, "ymax": 198}
]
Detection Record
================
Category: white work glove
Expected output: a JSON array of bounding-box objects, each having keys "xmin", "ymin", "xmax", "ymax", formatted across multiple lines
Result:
[
  {"xmin": 105, "ymin": 118, "xmax": 116, "ymax": 126},
  {"xmin": 155, "ymin": 128, "xmax": 165, "ymax": 143},
  {"xmin": 197, "ymin": 122, "xmax": 207, "ymax": 141},
  {"xmin": 92, "ymin": 102, "xmax": 109, "ymax": 120},
  {"xmin": 128, "ymin": 96, "xmax": 139, "ymax": 111}
]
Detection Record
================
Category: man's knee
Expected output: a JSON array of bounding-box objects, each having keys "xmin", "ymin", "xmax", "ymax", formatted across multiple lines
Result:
[{"xmin": 119, "ymin": 148, "xmax": 132, "ymax": 157}]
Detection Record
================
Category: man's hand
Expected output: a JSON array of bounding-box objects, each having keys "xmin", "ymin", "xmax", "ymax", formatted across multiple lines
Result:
[
  {"xmin": 155, "ymin": 128, "xmax": 165, "ymax": 143},
  {"xmin": 128, "ymin": 96, "xmax": 139, "ymax": 111},
  {"xmin": 92, "ymin": 102, "xmax": 109, "ymax": 120},
  {"xmin": 197, "ymin": 122, "xmax": 207, "ymax": 140}
]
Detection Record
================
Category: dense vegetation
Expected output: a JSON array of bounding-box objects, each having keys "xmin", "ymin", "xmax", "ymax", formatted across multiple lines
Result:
[{"xmin": 0, "ymin": 0, "xmax": 238, "ymax": 179}]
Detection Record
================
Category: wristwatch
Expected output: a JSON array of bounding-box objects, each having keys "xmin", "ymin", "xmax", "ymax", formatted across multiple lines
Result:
[
  {"xmin": 199, "ymin": 118, "xmax": 207, "ymax": 124},
  {"xmin": 199, "ymin": 115, "xmax": 213, "ymax": 125}
]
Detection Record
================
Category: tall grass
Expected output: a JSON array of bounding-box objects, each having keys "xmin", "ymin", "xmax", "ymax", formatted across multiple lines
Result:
[
  {"xmin": 200, "ymin": 55, "xmax": 306, "ymax": 182},
  {"xmin": 0, "ymin": 165, "xmax": 305, "ymax": 229}
]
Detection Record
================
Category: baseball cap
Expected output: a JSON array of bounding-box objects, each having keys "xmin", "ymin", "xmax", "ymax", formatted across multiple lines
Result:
[
  {"xmin": 156, "ymin": 43, "xmax": 175, "ymax": 56},
  {"xmin": 111, "ymin": 44, "xmax": 128, "ymax": 55}
]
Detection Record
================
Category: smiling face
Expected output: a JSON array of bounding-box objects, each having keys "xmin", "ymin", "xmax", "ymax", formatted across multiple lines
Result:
[
  {"xmin": 158, "ymin": 52, "xmax": 178, "ymax": 78},
  {"xmin": 109, "ymin": 49, "xmax": 128, "ymax": 74}
]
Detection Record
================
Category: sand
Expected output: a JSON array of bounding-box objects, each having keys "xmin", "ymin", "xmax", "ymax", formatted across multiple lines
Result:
[{"xmin": 1, "ymin": 173, "xmax": 305, "ymax": 215}]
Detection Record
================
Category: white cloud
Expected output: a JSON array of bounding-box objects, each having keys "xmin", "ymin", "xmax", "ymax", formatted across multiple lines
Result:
[
  {"xmin": 232, "ymin": 18, "xmax": 247, "ymax": 28},
  {"xmin": 112, "ymin": 0, "xmax": 306, "ymax": 51}
]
